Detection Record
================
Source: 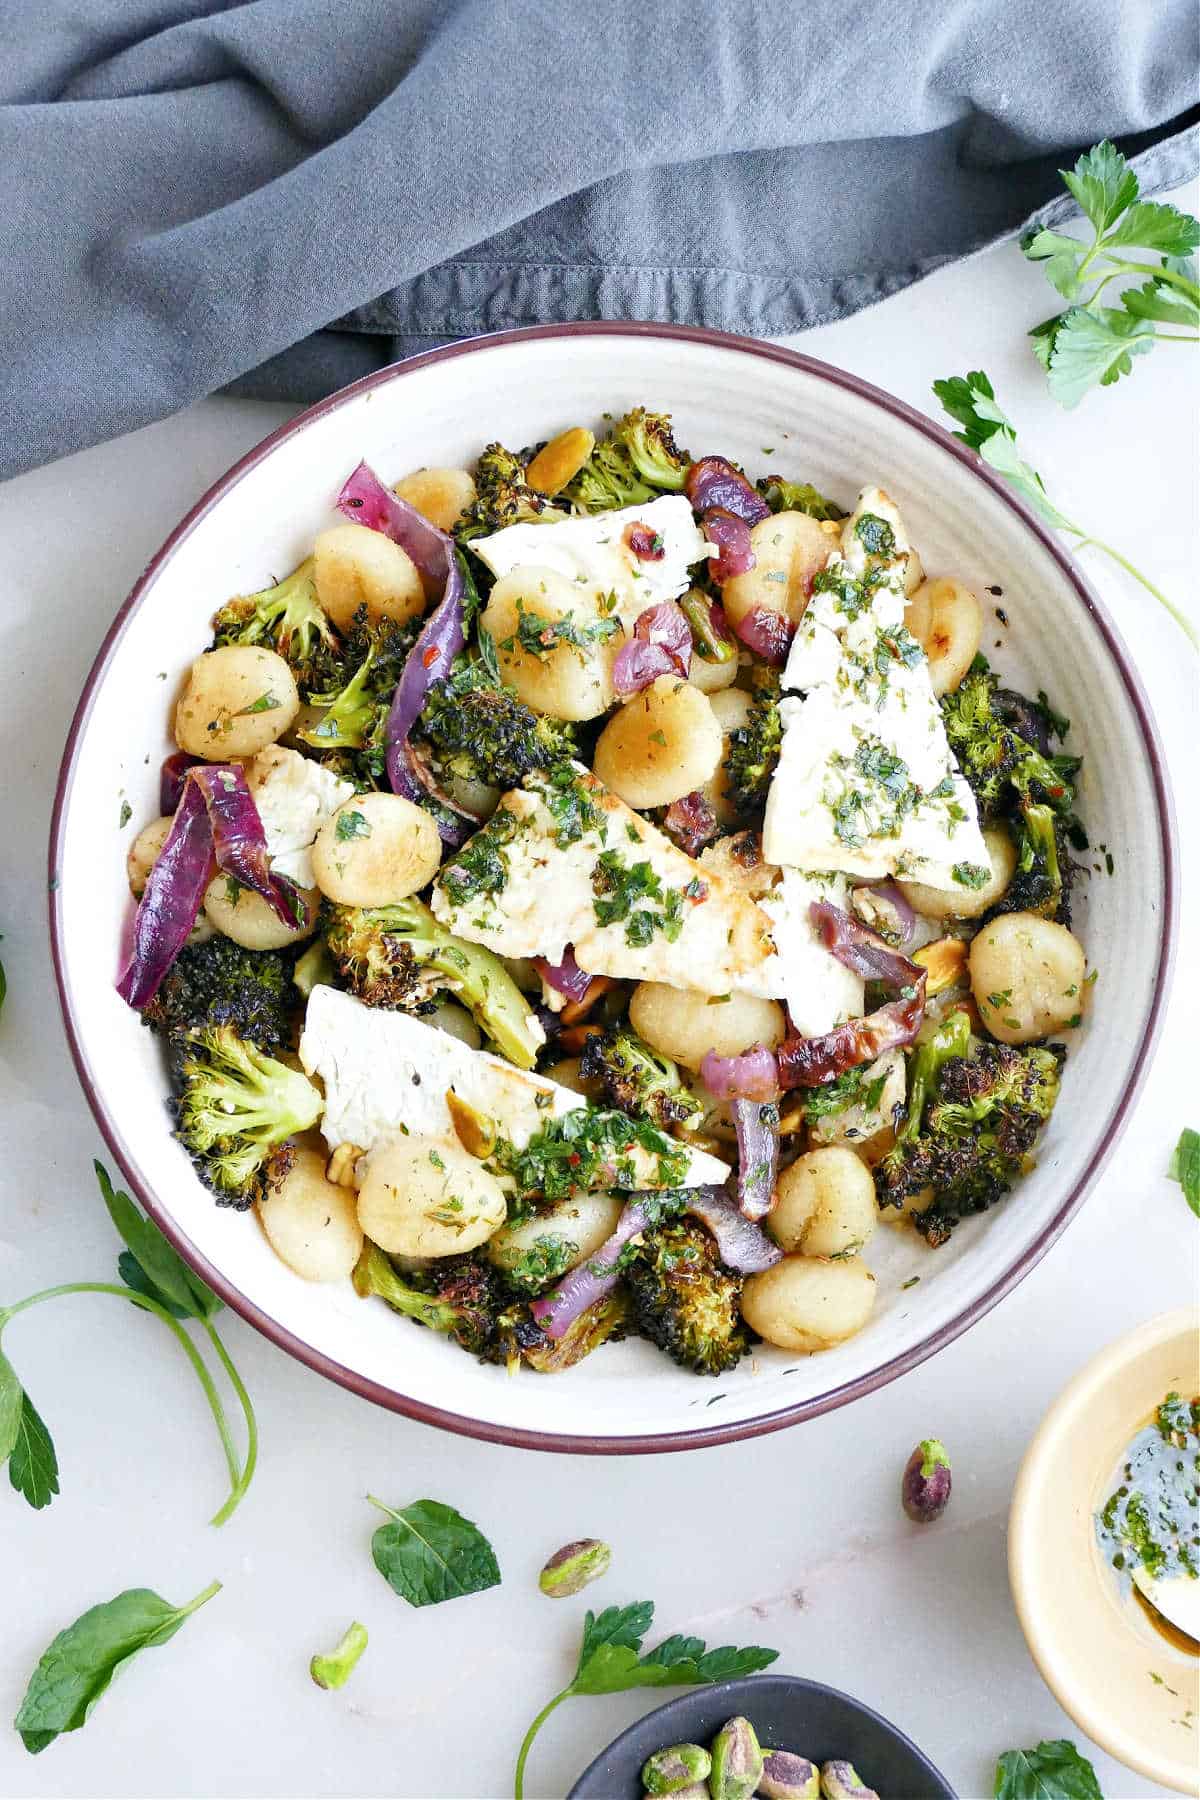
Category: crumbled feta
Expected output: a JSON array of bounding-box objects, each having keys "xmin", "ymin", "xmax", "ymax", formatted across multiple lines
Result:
[
  {"xmin": 245, "ymin": 746, "xmax": 355, "ymax": 888},
  {"xmin": 471, "ymin": 495, "xmax": 712, "ymax": 629},
  {"xmin": 299, "ymin": 986, "xmax": 729, "ymax": 1187},
  {"xmin": 764, "ymin": 486, "xmax": 989, "ymax": 891}
]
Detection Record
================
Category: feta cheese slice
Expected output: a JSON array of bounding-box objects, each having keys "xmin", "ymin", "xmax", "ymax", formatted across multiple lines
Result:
[
  {"xmin": 758, "ymin": 869, "xmax": 865, "ymax": 1036},
  {"xmin": 431, "ymin": 766, "xmax": 777, "ymax": 997},
  {"xmin": 471, "ymin": 494, "xmax": 712, "ymax": 630},
  {"xmin": 246, "ymin": 746, "xmax": 355, "ymax": 888},
  {"xmin": 764, "ymin": 486, "xmax": 989, "ymax": 891},
  {"xmin": 299, "ymin": 985, "xmax": 729, "ymax": 1187}
]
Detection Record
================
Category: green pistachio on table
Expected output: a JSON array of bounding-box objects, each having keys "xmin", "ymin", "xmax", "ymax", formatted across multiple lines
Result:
[
  {"xmin": 537, "ymin": 1537, "xmax": 612, "ymax": 1598},
  {"xmin": 760, "ymin": 1747, "xmax": 820, "ymax": 1799},
  {"xmin": 820, "ymin": 1760, "xmax": 880, "ymax": 1800},
  {"xmin": 641, "ymin": 1742, "xmax": 713, "ymax": 1794},
  {"xmin": 709, "ymin": 1715, "xmax": 764, "ymax": 1800}
]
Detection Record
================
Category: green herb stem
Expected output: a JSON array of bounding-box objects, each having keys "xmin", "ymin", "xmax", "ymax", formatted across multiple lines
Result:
[
  {"xmin": 201, "ymin": 1318, "xmax": 258, "ymax": 1524},
  {"xmin": 1, "ymin": 1282, "xmax": 245, "ymax": 1523},
  {"xmin": 513, "ymin": 1686, "xmax": 572, "ymax": 1800},
  {"xmin": 179, "ymin": 1578, "xmax": 224, "ymax": 1617},
  {"xmin": 1068, "ymin": 532, "xmax": 1199, "ymax": 648}
]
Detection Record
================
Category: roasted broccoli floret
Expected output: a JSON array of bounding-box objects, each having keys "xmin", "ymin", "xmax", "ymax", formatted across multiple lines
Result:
[
  {"xmin": 626, "ymin": 1219, "xmax": 750, "ymax": 1376},
  {"xmin": 324, "ymin": 897, "xmax": 543, "ymax": 1069},
  {"xmin": 457, "ymin": 443, "xmax": 564, "ymax": 539},
  {"xmin": 564, "ymin": 438, "xmax": 658, "ymax": 513},
  {"xmin": 940, "ymin": 662, "xmax": 1079, "ymax": 820},
  {"xmin": 141, "ymin": 936, "xmax": 295, "ymax": 1047},
  {"xmin": 755, "ymin": 475, "xmax": 846, "ymax": 520},
  {"xmin": 580, "ymin": 1025, "xmax": 704, "ymax": 1134},
  {"xmin": 211, "ymin": 559, "xmax": 339, "ymax": 688},
  {"xmin": 416, "ymin": 655, "xmax": 577, "ymax": 788},
  {"xmin": 610, "ymin": 407, "xmax": 691, "ymax": 492},
  {"xmin": 298, "ymin": 609, "xmax": 419, "ymax": 772},
  {"xmin": 722, "ymin": 674, "xmax": 782, "ymax": 821},
  {"xmin": 352, "ymin": 1241, "xmax": 626, "ymax": 1371},
  {"xmin": 876, "ymin": 1016, "xmax": 1064, "ymax": 1245},
  {"xmin": 1000, "ymin": 799, "xmax": 1073, "ymax": 921},
  {"xmin": 172, "ymin": 1025, "xmax": 323, "ymax": 1207}
]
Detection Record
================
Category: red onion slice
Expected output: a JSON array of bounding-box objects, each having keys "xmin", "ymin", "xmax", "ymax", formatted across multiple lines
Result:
[
  {"xmin": 703, "ymin": 508, "xmax": 755, "ymax": 583},
  {"xmin": 777, "ymin": 901, "xmax": 927, "ymax": 1089},
  {"xmin": 735, "ymin": 605, "xmax": 792, "ymax": 666},
  {"xmin": 531, "ymin": 1197, "xmax": 654, "ymax": 1339},
  {"xmin": 663, "ymin": 791, "xmax": 718, "ymax": 856},
  {"xmin": 159, "ymin": 752, "xmax": 202, "ymax": 815},
  {"xmin": 700, "ymin": 1045, "xmax": 780, "ymax": 1101},
  {"xmin": 685, "ymin": 1186, "xmax": 783, "ymax": 1272},
  {"xmin": 850, "ymin": 881, "xmax": 915, "ymax": 947},
  {"xmin": 612, "ymin": 600, "xmax": 692, "ymax": 695},
  {"xmin": 116, "ymin": 781, "xmax": 214, "ymax": 1009},
  {"xmin": 623, "ymin": 521, "xmax": 666, "ymax": 561},
  {"xmin": 337, "ymin": 461, "xmax": 457, "ymax": 596},
  {"xmin": 730, "ymin": 1097, "xmax": 780, "ymax": 1219},
  {"xmin": 533, "ymin": 948, "xmax": 593, "ymax": 1004},
  {"xmin": 686, "ymin": 456, "xmax": 771, "ymax": 525},
  {"xmin": 191, "ymin": 765, "xmax": 299, "ymax": 928}
]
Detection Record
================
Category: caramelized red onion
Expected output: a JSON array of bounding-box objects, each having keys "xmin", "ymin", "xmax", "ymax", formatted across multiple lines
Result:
[
  {"xmin": 612, "ymin": 601, "xmax": 692, "ymax": 694},
  {"xmin": 702, "ymin": 508, "xmax": 755, "ymax": 583},
  {"xmin": 700, "ymin": 1045, "xmax": 780, "ymax": 1101},
  {"xmin": 735, "ymin": 605, "xmax": 792, "ymax": 665},
  {"xmin": 662, "ymin": 791, "xmax": 718, "ymax": 856},
  {"xmin": 685, "ymin": 456, "xmax": 771, "ymax": 525},
  {"xmin": 777, "ymin": 901, "xmax": 927, "ymax": 1089},
  {"xmin": 530, "ymin": 1197, "xmax": 654, "ymax": 1339},
  {"xmin": 159, "ymin": 751, "xmax": 202, "ymax": 815},
  {"xmin": 730, "ymin": 1097, "xmax": 780, "ymax": 1220},
  {"xmin": 684, "ymin": 1186, "xmax": 782, "ymax": 1272},
  {"xmin": 533, "ymin": 948, "xmax": 593, "ymax": 1004},
  {"xmin": 623, "ymin": 521, "xmax": 666, "ymax": 561},
  {"xmin": 850, "ymin": 880, "xmax": 915, "ymax": 947}
]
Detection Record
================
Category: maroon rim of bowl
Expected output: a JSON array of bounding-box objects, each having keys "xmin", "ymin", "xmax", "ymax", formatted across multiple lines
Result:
[{"xmin": 48, "ymin": 321, "xmax": 1179, "ymax": 1456}]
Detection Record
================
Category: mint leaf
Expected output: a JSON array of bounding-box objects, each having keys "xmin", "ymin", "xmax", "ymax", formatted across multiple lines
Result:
[
  {"xmin": 8, "ymin": 1391, "xmax": 59, "ymax": 1510},
  {"xmin": 96, "ymin": 1162, "xmax": 219, "ymax": 1321},
  {"xmin": 1059, "ymin": 140, "xmax": 1138, "ymax": 235},
  {"xmin": 1046, "ymin": 307, "xmax": 1155, "ymax": 407},
  {"xmin": 994, "ymin": 1738, "xmax": 1103, "ymax": 1800},
  {"xmin": 1103, "ymin": 200, "xmax": 1200, "ymax": 258},
  {"xmin": 1168, "ymin": 1127, "xmax": 1200, "ymax": 1218},
  {"xmin": 368, "ymin": 1496, "xmax": 500, "ymax": 1607},
  {"xmin": 14, "ymin": 1581, "xmax": 219, "ymax": 1753}
]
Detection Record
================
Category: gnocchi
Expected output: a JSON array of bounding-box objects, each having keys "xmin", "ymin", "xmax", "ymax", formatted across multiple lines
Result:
[
  {"xmin": 313, "ymin": 521, "xmax": 427, "ymax": 629},
  {"xmin": 722, "ymin": 511, "xmax": 839, "ymax": 638},
  {"xmin": 393, "ymin": 467, "xmax": 477, "ymax": 532},
  {"xmin": 310, "ymin": 793, "xmax": 442, "ymax": 906},
  {"xmin": 969, "ymin": 911, "xmax": 1087, "ymax": 1044},
  {"xmin": 357, "ymin": 1137, "xmax": 507, "ymax": 1259},
  {"xmin": 905, "ymin": 577, "xmax": 983, "ymax": 697},
  {"xmin": 175, "ymin": 645, "xmax": 299, "ymax": 760},
  {"xmin": 482, "ymin": 567, "xmax": 617, "ymax": 721},
  {"xmin": 486, "ymin": 1191, "xmax": 623, "ymax": 1278},
  {"xmin": 592, "ymin": 677, "xmax": 722, "ymax": 809},
  {"xmin": 259, "ymin": 1148, "xmax": 363, "ymax": 1281},
  {"xmin": 899, "ymin": 826, "xmax": 1016, "ymax": 921},
  {"xmin": 203, "ymin": 873, "xmax": 319, "ymax": 950},
  {"xmin": 629, "ymin": 982, "xmax": 785, "ymax": 1073},
  {"xmin": 740, "ymin": 1255, "xmax": 877, "ymax": 1352},
  {"xmin": 770, "ymin": 1148, "xmax": 878, "ymax": 1257}
]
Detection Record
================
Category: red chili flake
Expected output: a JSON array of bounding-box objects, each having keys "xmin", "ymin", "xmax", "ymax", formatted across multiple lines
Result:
[
  {"xmin": 568, "ymin": 1152, "xmax": 582, "ymax": 1166},
  {"xmin": 422, "ymin": 647, "xmax": 439, "ymax": 669},
  {"xmin": 624, "ymin": 522, "xmax": 666, "ymax": 562}
]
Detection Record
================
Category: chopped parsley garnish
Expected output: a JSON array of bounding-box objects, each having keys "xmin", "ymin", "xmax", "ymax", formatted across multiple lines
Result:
[
  {"xmin": 440, "ymin": 806, "xmax": 521, "ymax": 903},
  {"xmin": 952, "ymin": 862, "xmax": 991, "ymax": 888},
  {"xmin": 503, "ymin": 1234, "xmax": 580, "ymax": 1294},
  {"xmin": 536, "ymin": 766, "xmax": 605, "ymax": 847},
  {"xmin": 590, "ymin": 850, "xmax": 696, "ymax": 946},
  {"xmin": 854, "ymin": 512, "xmax": 897, "ymax": 558},
  {"xmin": 495, "ymin": 1107, "xmax": 688, "ymax": 1204},
  {"xmin": 508, "ymin": 601, "xmax": 620, "ymax": 660},
  {"xmin": 236, "ymin": 691, "xmax": 281, "ymax": 716},
  {"xmin": 335, "ymin": 809, "xmax": 372, "ymax": 841},
  {"xmin": 803, "ymin": 1064, "xmax": 889, "ymax": 1120}
]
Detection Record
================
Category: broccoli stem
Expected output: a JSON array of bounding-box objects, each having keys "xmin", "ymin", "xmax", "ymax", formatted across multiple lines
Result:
[{"xmin": 0, "ymin": 1282, "xmax": 248, "ymax": 1524}]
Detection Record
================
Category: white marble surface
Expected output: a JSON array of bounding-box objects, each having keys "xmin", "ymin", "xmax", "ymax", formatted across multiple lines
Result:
[{"xmin": 0, "ymin": 189, "xmax": 1196, "ymax": 1800}]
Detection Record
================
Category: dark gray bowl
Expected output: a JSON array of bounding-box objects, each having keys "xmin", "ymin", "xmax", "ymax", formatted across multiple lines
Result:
[{"xmin": 567, "ymin": 1674, "xmax": 956, "ymax": 1798}]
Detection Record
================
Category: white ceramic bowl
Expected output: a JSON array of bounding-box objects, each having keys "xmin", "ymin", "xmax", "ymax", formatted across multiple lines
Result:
[{"xmin": 50, "ymin": 325, "xmax": 1177, "ymax": 1452}]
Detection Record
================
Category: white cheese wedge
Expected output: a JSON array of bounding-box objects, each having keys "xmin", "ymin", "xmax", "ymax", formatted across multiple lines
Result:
[
  {"xmin": 764, "ymin": 487, "xmax": 989, "ymax": 891},
  {"xmin": 758, "ymin": 869, "xmax": 865, "ymax": 1036},
  {"xmin": 471, "ymin": 494, "xmax": 712, "ymax": 629},
  {"xmin": 245, "ymin": 746, "xmax": 355, "ymax": 888},
  {"xmin": 299, "ymin": 985, "xmax": 729, "ymax": 1187},
  {"xmin": 431, "ymin": 766, "xmax": 777, "ymax": 997}
]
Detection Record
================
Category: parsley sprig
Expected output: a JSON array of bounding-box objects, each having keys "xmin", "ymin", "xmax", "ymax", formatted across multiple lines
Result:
[
  {"xmin": 1022, "ymin": 141, "xmax": 1198, "ymax": 407},
  {"xmin": 933, "ymin": 370, "xmax": 1196, "ymax": 648},
  {"xmin": 512, "ymin": 1599, "xmax": 777, "ymax": 1797}
]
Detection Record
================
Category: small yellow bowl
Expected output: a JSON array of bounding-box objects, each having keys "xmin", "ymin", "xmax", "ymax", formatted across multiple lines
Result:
[{"xmin": 1010, "ymin": 1309, "xmax": 1200, "ymax": 1795}]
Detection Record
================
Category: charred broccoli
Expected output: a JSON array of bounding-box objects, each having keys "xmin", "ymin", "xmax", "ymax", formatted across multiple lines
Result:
[
  {"xmin": 352, "ymin": 1241, "xmax": 626, "ymax": 1371},
  {"xmin": 722, "ymin": 674, "xmax": 782, "ymax": 821},
  {"xmin": 756, "ymin": 475, "xmax": 846, "ymax": 520},
  {"xmin": 172, "ymin": 1025, "xmax": 323, "ymax": 1207},
  {"xmin": 457, "ymin": 443, "xmax": 564, "ymax": 539},
  {"xmin": 323, "ymin": 896, "xmax": 543, "ymax": 1069},
  {"xmin": 564, "ymin": 437, "xmax": 658, "ymax": 513},
  {"xmin": 876, "ymin": 1014, "xmax": 1064, "ymax": 1245},
  {"xmin": 416, "ymin": 654, "xmax": 578, "ymax": 788},
  {"xmin": 141, "ymin": 935, "xmax": 296, "ymax": 1048},
  {"xmin": 610, "ymin": 407, "xmax": 691, "ymax": 492},
  {"xmin": 940, "ymin": 662, "xmax": 1079, "ymax": 819},
  {"xmin": 211, "ymin": 559, "xmax": 339, "ymax": 688},
  {"xmin": 626, "ymin": 1218, "xmax": 750, "ymax": 1375},
  {"xmin": 298, "ymin": 609, "xmax": 419, "ymax": 772},
  {"xmin": 580, "ymin": 1024, "xmax": 703, "ymax": 1134}
]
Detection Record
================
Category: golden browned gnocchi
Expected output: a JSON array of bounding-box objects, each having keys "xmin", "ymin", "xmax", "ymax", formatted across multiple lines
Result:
[
  {"xmin": 312, "ymin": 521, "xmax": 427, "ymax": 630},
  {"xmin": 486, "ymin": 1191, "xmax": 623, "ymax": 1278},
  {"xmin": 969, "ymin": 911, "xmax": 1087, "ymax": 1044},
  {"xmin": 393, "ymin": 467, "xmax": 477, "ymax": 533},
  {"xmin": 899, "ymin": 826, "xmax": 1016, "ymax": 921},
  {"xmin": 482, "ymin": 567, "xmax": 617, "ymax": 720},
  {"xmin": 905, "ymin": 577, "xmax": 983, "ymax": 697},
  {"xmin": 770, "ymin": 1147, "xmax": 879, "ymax": 1258},
  {"xmin": 592, "ymin": 676, "xmax": 722, "ymax": 809},
  {"xmin": 722, "ymin": 511, "xmax": 839, "ymax": 638},
  {"xmin": 629, "ymin": 982, "xmax": 785, "ymax": 1073},
  {"xmin": 740, "ymin": 1254, "xmax": 877, "ymax": 1352},
  {"xmin": 356, "ymin": 1136, "xmax": 507, "ymax": 1258},
  {"xmin": 175, "ymin": 645, "xmax": 299, "ymax": 760},
  {"xmin": 310, "ymin": 793, "xmax": 442, "ymax": 906},
  {"xmin": 258, "ymin": 1148, "xmax": 363, "ymax": 1281},
  {"xmin": 203, "ymin": 873, "xmax": 319, "ymax": 950}
]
